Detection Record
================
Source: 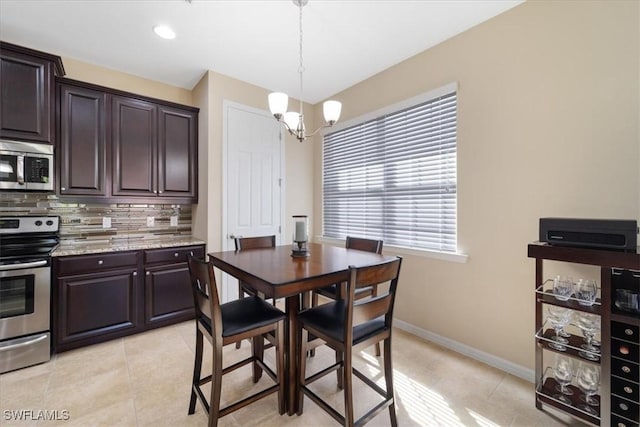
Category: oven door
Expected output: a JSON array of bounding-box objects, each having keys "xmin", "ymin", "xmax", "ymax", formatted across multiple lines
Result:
[{"xmin": 0, "ymin": 260, "xmax": 50, "ymax": 339}]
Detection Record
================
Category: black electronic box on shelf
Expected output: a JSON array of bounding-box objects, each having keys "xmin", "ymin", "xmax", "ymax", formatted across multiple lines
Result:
[{"xmin": 539, "ymin": 218, "xmax": 638, "ymax": 252}]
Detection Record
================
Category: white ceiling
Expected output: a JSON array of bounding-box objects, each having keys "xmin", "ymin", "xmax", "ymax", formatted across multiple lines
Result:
[{"xmin": 0, "ymin": 0, "xmax": 523, "ymax": 104}]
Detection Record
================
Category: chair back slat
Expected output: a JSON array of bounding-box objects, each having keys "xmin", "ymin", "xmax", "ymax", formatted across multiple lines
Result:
[
  {"xmin": 346, "ymin": 236, "xmax": 383, "ymax": 254},
  {"xmin": 235, "ymin": 235, "xmax": 276, "ymax": 251},
  {"xmin": 352, "ymin": 294, "xmax": 392, "ymax": 326},
  {"xmin": 353, "ymin": 259, "xmax": 399, "ymax": 289},
  {"xmin": 187, "ymin": 255, "xmax": 223, "ymax": 338}
]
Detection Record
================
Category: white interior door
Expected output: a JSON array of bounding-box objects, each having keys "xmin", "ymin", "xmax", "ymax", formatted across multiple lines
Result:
[{"xmin": 222, "ymin": 101, "xmax": 284, "ymax": 302}]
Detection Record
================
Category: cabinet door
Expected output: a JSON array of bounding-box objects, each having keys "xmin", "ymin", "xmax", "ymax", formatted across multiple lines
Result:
[
  {"xmin": 56, "ymin": 268, "xmax": 140, "ymax": 350},
  {"xmin": 58, "ymin": 84, "xmax": 107, "ymax": 196},
  {"xmin": 0, "ymin": 49, "xmax": 53, "ymax": 143},
  {"xmin": 158, "ymin": 106, "xmax": 197, "ymax": 199},
  {"xmin": 112, "ymin": 96, "xmax": 157, "ymax": 196},
  {"xmin": 144, "ymin": 263, "xmax": 194, "ymax": 326}
]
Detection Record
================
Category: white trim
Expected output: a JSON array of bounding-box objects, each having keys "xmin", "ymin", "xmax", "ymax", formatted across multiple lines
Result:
[
  {"xmin": 323, "ymin": 81, "xmax": 458, "ymax": 136},
  {"xmin": 394, "ymin": 319, "xmax": 535, "ymax": 383},
  {"xmin": 316, "ymin": 236, "xmax": 468, "ymax": 263}
]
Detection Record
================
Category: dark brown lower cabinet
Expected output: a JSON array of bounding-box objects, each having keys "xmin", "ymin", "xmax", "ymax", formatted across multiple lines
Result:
[
  {"xmin": 53, "ymin": 244, "xmax": 204, "ymax": 352},
  {"xmin": 57, "ymin": 268, "xmax": 139, "ymax": 349},
  {"xmin": 144, "ymin": 245, "xmax": 203, "ymax": 327}
]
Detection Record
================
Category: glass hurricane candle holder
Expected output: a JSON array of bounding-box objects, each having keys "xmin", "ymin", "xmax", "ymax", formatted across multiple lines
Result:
[{"xmin": 291, "ymin": 215, "xmax": 309, "ymax": 257}]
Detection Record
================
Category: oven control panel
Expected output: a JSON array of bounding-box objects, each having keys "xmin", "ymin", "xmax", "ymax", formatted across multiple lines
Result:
[{"xmin": 0, "ymin": 216, "xmax": 59, "ymax": 234}]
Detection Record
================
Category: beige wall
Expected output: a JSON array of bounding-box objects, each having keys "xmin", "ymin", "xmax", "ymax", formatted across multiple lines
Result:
[
  {"xmin": 62, "ymin": 57, "xmax": 193, "ymax": 106},
  {"xmin": 313, "ymin": 0, "xmax": 639, "ymax": 370}
]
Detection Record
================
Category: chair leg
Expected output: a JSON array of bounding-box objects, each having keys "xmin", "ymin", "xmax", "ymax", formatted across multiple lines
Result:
[
  {"xmin": 343, "ymin": 345, "xmax": 354, "ymax": 427},
  {"xmin": 189, "ymin": 327, "xmax": 204, "ymax": 415},
  {"xmin": 383, "ymin": 337, "xmax": 398, "ymax": 427},
  {"xmin": 335, "ymin": 350, "xmax": 344, "ymax": 390},
  {"xmin": 208, "ymin": 342, "xmax": 223, "ymax": 427},
  {"xmin": 252, "ymin": 335, "xmax": 264, "ymax": 382},
  {"xmin": 276, "ymin": 321, "xmax": 286, "ymax": 415},
  {"xmin": 297, "ymin": 326, "xmax": 308, "ymax": 415},
  {"xmin": 374, "ymin": 342, "xmax": 381, "ymax": 357},
  {"xmin": 236, "ymin": 284, "xmax": 244, "ymax": 349}
]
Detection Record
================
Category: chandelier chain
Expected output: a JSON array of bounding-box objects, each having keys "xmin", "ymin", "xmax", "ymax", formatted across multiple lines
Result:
[{"xmin": 298, "ymin": 2, "xmax": 304, "ymax": 117}]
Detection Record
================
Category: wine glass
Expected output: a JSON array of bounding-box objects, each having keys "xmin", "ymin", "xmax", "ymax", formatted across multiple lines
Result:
[
  {"xmin": 548, "ymin": 307, "xmax": 572, "ymax": 351},
  {"xmin": 553, "ymin": 355, "xmax": 574, "ymax": 404},
  {"xmin": 576, "ymin": 363, "xmax": 600, "ymax": 415},
  {"xmin": 576, "ymin": 313, "xmax": 600, "ymax": 361},
  {"xmin": 575, "ymin": 279, "xmax": 597, "ymax": 306},
  {"xmin": 553, "ymin": 275, "xmax": 574, "ymax": 301}
]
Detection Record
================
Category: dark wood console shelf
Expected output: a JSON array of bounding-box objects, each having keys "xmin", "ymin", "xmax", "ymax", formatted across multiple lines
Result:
[{"xmin": 528, "ymin": 242, "xmax": 639, "ymax": 427}]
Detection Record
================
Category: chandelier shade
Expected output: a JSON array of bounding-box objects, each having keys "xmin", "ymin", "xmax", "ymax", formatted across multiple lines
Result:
[{"xmin": 268, "ymin": 0, "xmax": 342, "ymax": 142}]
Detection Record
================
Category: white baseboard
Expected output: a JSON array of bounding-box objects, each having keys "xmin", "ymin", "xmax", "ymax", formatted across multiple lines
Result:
[{"xmin": 394, "ymin": 319, "xmax": 535, "ymax": 383}]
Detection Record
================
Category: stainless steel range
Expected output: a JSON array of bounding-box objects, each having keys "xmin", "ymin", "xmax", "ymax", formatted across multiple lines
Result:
[{"xmin": 0, "ymin": 216, "xmax": 59, "ymax": 373}]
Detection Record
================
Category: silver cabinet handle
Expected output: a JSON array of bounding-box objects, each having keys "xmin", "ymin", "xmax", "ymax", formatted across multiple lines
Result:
[
  {"xmin": 133, "ymin": 271, "xmax": 137, "ymax": 276},
  {"xmin": 98, "ymin": 260, "xmax": 103, "ymax": 265},
  {"xmin": 61, "ymin": 187, "xmax": 67, "ymax": 191},
  {"xmin": 174, "ymin": 252, "xmax": 179, "ymax": 257},
  {"xmin": 146, "ymin": 271, "xmax": 150, "ymax": 276},
  {"xmin": 159, "ymin": 190, "xmax": 163, "ymax": 194}
]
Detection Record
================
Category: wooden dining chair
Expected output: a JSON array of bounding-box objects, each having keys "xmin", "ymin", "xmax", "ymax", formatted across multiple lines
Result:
[
  {"xmin": 234, "ymin": 235, "xmax": 277, "ymax": 348},
  {"xmin": 297, "ymin": 257, "xmax": 403, "ymax": 427},
  {"xmin": 187, "ymin": 255, "xmax": 286, "ymax": 427},
  {"xmin": 311, "ymin": 236, "xmax": 384, "ymax": 356}
]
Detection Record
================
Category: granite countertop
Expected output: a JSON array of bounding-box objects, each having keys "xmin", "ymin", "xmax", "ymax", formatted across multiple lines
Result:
[{"xmin": 52, "ymin": 237, "xmax": 206, "ymax": 257}]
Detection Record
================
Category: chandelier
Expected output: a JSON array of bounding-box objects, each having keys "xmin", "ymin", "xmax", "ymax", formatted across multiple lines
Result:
[{"xmin": 268, "ymin": 0, "xmax": 342, "ymax": 142}]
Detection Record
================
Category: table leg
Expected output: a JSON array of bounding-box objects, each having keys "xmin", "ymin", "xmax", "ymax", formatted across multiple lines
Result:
[{"xmin": 285, "ymin": 294, "xmax": 300, "ymax": 415}]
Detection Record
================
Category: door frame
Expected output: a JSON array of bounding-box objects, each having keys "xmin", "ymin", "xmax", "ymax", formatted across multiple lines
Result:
[{"xmin": 221, "ymin": 100, "xmax": 286, "ymax": 300}]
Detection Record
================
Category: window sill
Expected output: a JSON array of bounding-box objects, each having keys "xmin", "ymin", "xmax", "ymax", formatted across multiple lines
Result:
[{"xmin": 315, "ymin": 236, "xmax": 469, "ymax": 264}]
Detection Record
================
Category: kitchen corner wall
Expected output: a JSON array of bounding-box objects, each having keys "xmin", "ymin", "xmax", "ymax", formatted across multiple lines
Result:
[{"xmin": 0, "ymin": 193, "xmax": 192, "ymax": 250}]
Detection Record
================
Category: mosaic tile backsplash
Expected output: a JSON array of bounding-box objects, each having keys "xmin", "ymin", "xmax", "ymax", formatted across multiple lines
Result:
[{"xmin": 0, "ymin": 193, "xmax": 193, "ymax": 250}]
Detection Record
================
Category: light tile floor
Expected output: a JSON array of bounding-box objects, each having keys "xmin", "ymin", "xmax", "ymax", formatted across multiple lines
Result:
[{"xmin": 0, "ymin": 322, "xmax": 585, "ymax": 426}]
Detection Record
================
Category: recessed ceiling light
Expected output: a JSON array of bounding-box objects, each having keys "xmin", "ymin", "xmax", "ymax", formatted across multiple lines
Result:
[{"xmin": 153, "ymin": 25, "xmax": 176, "ymax": 40}]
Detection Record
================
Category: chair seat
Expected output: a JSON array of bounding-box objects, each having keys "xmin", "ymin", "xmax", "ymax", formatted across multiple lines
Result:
[
  {"xmin": 298, "ymin": 301, "xmax": 387, "ymax": 345},
  {"xmin": 201, "ymin": 296, "xmax": 285, "ymax": 337}
]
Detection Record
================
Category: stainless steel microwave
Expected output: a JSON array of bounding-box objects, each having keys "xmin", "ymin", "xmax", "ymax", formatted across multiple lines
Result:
[{"xmin": 0, "ymin": 140, "xmax": 53, "ymax": 191}]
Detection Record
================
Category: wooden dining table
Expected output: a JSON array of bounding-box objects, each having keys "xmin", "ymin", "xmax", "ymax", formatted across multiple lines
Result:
[{"xmin": 207, "ymin": 241, "xmax": 395, "ymax": 415}]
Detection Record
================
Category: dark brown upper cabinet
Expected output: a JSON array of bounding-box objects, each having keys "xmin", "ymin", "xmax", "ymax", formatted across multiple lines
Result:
[
  {"xmin": 158, "ymin": 105, "xmax": 197, "ymax": 199},
  {"xmin": 0, "ymin": 42, "xmax": 64, "ymax": 144},
  {"xmin": 55, "ymin": 78, "xmax": 198, "ymax": 204},
  {"xmin": 112, "ymin": 96, "xmax": 158, "ymax": 197},
  {"xmin": 58, "ymin": 83, "xmax": 107, "ymax": 196}
]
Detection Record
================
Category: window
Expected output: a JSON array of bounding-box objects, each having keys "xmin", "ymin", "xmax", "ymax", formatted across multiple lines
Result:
[{"xmin": 322, "ymin": 84, "xmax": 457, "ymax": 253}]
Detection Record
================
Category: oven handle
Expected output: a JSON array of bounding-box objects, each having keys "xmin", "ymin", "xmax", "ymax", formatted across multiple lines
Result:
[
  {"xmin": 0, "ymin": 334, "xmax": 48, "ymax": 352},
  {"xmin": 0, "ymin": 259, "xmax": 48, "ymax": 271}
]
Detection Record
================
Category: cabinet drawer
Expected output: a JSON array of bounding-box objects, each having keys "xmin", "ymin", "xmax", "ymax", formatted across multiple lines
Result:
[
  {"xmin": 612, "ymin": 338, "xmax": 640, "ymax": 363},
  {"xmin": 612, "ymin": 414, "xmax": 640, "ymax": 427},
  {"xmin": 612, "ymin": 376, "xmax": 640, "ymax": 402},
  {"xmin": 57, "ymin": 252, "xmax": 139, "ymax": 276},
  {"xmin": 613, "ymin": 321, "xmax": 640, "ymax": 344},
  {"xmin": 144, "ymin": 245, "xmax": 204, "ymax": 264},
  {"xmin": 612, "ymin": 395, "xmax": 640, "ymax": 422}
]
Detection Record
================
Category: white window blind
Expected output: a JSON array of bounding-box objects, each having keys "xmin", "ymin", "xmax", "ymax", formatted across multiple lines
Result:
[{"xmin": 322, "ymin": 89, "xmax": 457, "ymax": 253}]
